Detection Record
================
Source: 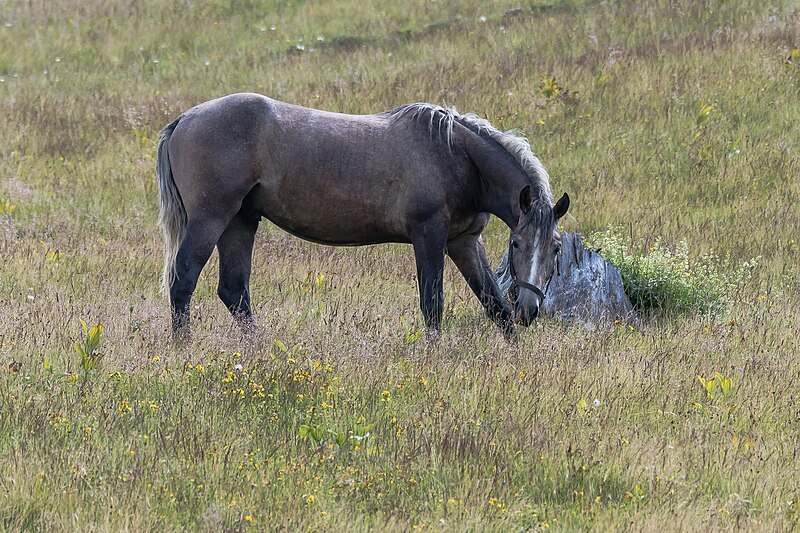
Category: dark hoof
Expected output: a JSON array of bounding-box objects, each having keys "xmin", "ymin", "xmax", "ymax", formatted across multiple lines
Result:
[
  {"xmin": 424, "ymin": 327, "xmax": 441, "ymax": 342},
  {"xmin": 172, "ymin": 325, "xmax": 191, "ymax": 346}
]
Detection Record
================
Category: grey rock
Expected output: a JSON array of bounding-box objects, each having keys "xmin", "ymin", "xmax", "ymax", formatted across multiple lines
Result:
[{"xmin": 497, "ymin": 232, "xmax": 637, "ymax": 326}]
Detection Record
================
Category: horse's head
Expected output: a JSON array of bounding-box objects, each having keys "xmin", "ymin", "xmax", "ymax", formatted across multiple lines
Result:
[{"xmin": 508, "ymin": 186, "xmax": 570, "ymax": 326}]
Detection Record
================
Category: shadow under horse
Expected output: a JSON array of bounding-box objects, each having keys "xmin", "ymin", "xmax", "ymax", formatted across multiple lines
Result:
[{"xmin": 157, "ymin": 94, "xmax": 569, "ymax": 339}]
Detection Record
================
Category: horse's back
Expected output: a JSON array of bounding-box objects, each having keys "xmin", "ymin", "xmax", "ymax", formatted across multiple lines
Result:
[{"xmin": 169, "ymin": 93, "xmax": 402, "ymax": 178}]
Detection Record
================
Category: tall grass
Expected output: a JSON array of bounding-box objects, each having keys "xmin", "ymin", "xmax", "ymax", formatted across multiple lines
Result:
[{"xmin": 1, "ymin": 0, "xmax": 799, "ymax": 530}]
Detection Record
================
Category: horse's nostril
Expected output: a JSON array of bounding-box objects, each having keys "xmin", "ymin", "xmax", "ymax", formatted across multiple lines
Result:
[{"xmin": 515, "ymin": 301, "xmax": 540, "ymax": 326}]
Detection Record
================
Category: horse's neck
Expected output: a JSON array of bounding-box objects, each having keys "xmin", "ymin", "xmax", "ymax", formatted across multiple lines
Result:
[{"xmin": 460, "ymin": 126, "xmax": 528, "ymax": 229}]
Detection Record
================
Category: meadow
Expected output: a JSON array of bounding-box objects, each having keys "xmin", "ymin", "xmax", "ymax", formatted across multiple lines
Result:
[{"xmin": 1, "ymin": 0, "xmax": 799, "ymax": 530}]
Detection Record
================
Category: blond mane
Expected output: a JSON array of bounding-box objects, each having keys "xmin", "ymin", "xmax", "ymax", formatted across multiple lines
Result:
[{"xmin": 391, "ymin": 103, "xmax": 553, "ymax": 205}]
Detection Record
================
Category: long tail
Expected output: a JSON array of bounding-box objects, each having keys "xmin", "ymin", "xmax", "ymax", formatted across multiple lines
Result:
[{"xmin": 156, "ymin": 117, "xmax": 187, "ymax": 295}]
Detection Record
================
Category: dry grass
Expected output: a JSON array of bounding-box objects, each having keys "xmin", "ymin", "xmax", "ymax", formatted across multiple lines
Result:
[{"xmin": 1, "ymin": 0, "xmax": 799, "ymax": 530}]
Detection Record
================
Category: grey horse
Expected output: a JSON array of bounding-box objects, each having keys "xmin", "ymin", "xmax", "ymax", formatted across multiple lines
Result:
[{"xmin": 156, "ymin": 93, "xmax": 569, "ymax": 338}]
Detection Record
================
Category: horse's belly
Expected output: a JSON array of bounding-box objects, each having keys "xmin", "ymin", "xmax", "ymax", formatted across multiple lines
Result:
[{"xmin": 247, "ymin": 184, "xmax": 407, "ymax": 246}]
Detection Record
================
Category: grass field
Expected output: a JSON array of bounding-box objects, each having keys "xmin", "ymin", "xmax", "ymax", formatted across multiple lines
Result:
[{"xmin": 1, "ymin": 0, "xmax": 799, "ymax": 530}]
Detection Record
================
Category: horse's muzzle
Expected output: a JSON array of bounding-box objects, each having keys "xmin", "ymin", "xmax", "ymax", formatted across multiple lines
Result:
[{"xmin": 514, "ymin": 288, "xmax": 542, "ymax": 326}]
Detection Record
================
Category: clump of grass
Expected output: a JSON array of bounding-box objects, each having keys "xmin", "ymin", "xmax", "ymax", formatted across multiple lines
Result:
[
  {"xmin": 73, "ymin": 320, "xmax": 104, "ymax": 371},
  {"xmin": 589, "ymin": 229, "xmax": 757, "ymax": 316}
]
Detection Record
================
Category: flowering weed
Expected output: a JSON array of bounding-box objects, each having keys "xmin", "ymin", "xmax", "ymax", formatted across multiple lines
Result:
[{"xmin": 589, "ymin": 229, "xmax": 757, "ymax": 316}]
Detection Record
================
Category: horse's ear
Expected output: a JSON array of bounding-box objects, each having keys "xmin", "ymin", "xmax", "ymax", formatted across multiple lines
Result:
[
  {"xmin": 519, "ymin": 185, "xmax": 534, "ymax": 214},
  {"xmin": 553, "ymin": 192, "xmax": 570, "ymax": 220}
]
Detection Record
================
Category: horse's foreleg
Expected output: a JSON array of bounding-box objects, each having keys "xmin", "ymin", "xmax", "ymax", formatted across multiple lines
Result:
[
  {"xmin": 217, "ymin": 209, "xmax": 259, "ymax": 330},
  {"xmin": 446, "ymin": 234, "xmax": 515, "ymax": 339},
  {"xmin": 409, "ymin": 223, "xmax": 447, "ymax": 333}
]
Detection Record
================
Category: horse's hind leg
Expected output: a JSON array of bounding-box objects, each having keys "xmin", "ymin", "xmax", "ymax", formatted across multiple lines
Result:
[
  {"xmin": 216, "ymin": 208, "xmax": 259, "ymax": 329},
  {"xmin": 446, "ymin": 234, "xmax": 514, "ymax": 338},
  {"xmin": 171, "ymin": 217, "xmax": 231, "ymax": 337}
]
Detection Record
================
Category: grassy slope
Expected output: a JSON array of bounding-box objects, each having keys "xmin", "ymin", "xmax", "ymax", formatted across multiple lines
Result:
[{"xmin": 1, "ymin": 0, "xmax": 799, "ymax": 530}]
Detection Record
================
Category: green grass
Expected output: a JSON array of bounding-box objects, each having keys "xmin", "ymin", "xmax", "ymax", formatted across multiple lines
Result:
[{"xmin": 1, "ymin": 0, "xmax": 799, "ymax": 530}]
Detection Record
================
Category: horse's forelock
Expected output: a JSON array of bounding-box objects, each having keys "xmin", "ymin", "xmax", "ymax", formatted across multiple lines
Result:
[{"xmin": 520, "ymin": 197, "xmax": 555, "ymax": 231}]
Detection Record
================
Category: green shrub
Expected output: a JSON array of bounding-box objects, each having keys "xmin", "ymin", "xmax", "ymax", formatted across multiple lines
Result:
[{"xmin": 588, "ymin": 229, "xmax": 757, "ymax": 316}]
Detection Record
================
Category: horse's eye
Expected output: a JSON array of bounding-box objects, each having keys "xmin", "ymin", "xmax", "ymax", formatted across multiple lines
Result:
[
  {"xmin": 511, "ymin": 240, "xmax": 519, "ymax": 249},
  {"xmin": 554, "ymin": 246, "xmax": 561, "ymax": 256}
]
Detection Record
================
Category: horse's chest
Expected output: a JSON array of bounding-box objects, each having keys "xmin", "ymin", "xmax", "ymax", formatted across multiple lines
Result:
[{"xmin": 448, "ymin": 212, "xmax": 490, "ymax": 238}]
